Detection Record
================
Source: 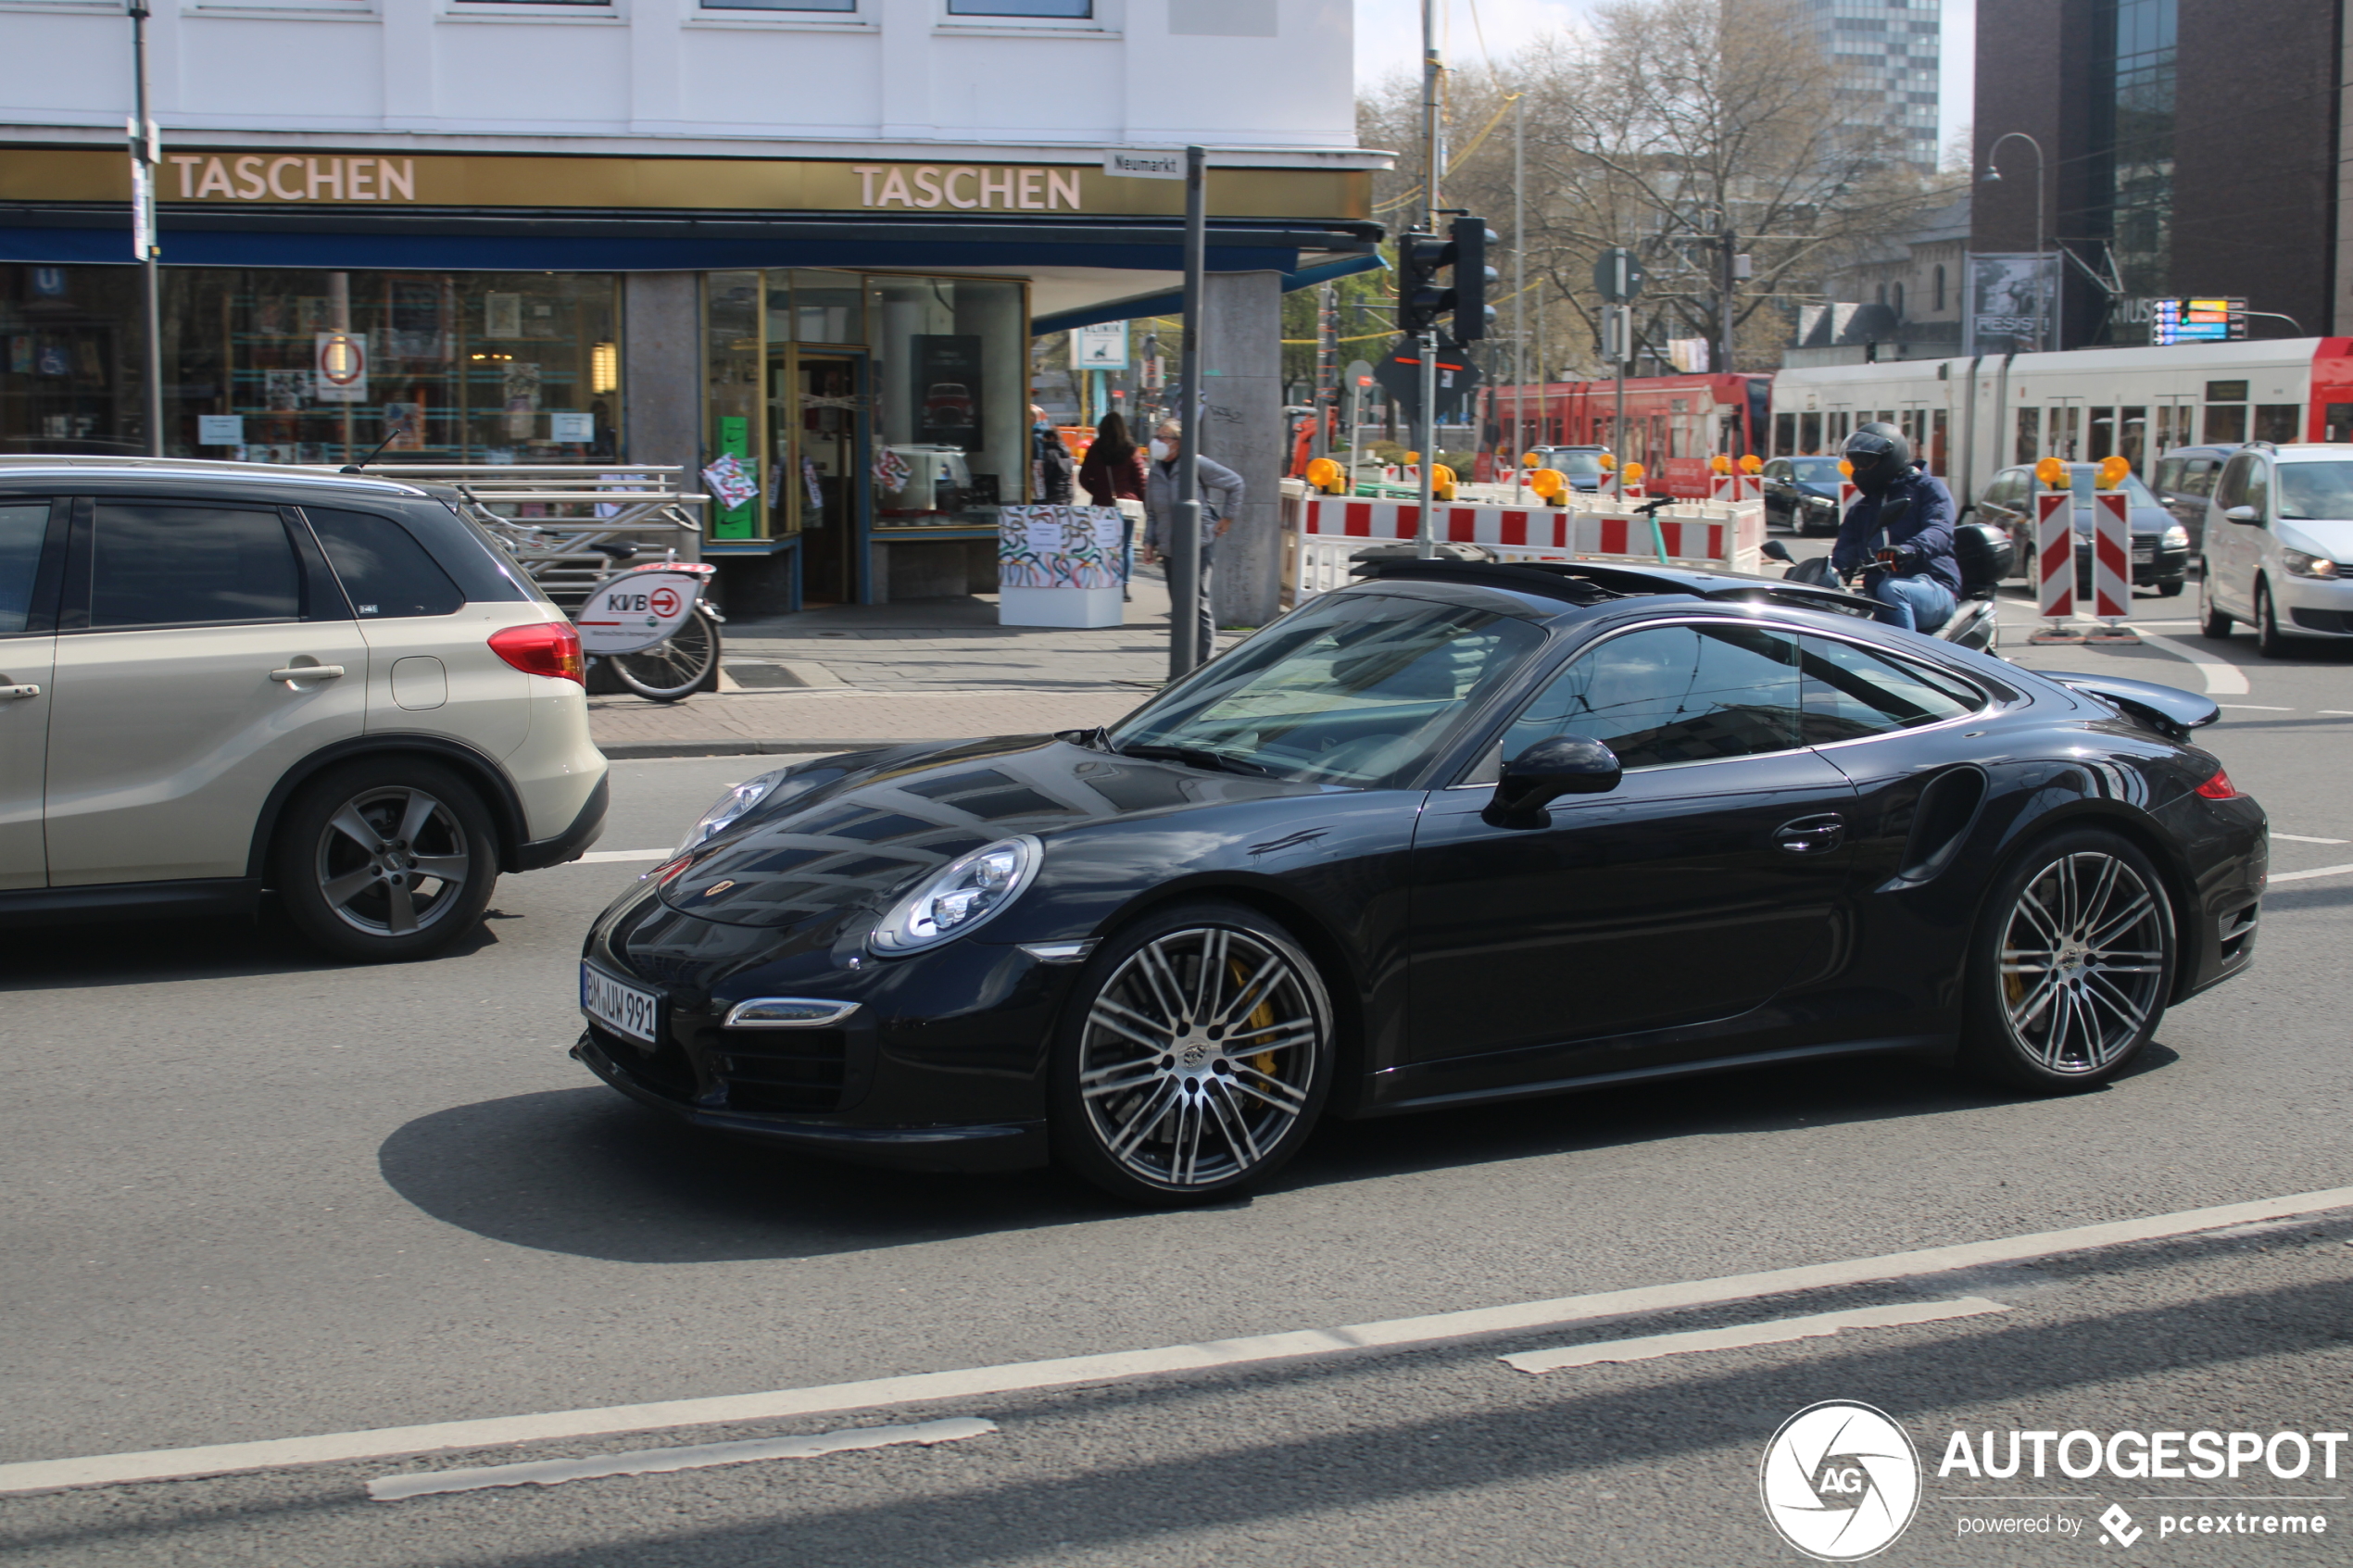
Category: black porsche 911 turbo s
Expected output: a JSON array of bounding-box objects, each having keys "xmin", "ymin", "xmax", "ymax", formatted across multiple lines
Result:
[{"xmin": 574, "ymin": 558, "xmax": 2268, "ymax": 1205}]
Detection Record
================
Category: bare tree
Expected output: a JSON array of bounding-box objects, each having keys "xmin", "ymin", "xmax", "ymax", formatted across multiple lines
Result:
[{"xmin": 1362, "ymin": 0, "xmax": 1948, "ymax": 376}]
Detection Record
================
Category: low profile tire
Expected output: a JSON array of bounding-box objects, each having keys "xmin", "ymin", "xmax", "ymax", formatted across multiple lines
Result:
[
  {"xmin": 2255, "ymin": 578, "xmax": 2298, "ymax": 659},
  {"xmin": 1961, "ymin": 829, "xmax": 2175, "ymax": 1092},
  {"xmin": 2198, "ymin": 563, "xmax": 2232, "ymax": 638},
  {"xmin": 271, "ymin": 759, "xmax": 499, "ymax": 962},
  {"xmin": 1050, "ymin": 900, "xmax": 1335, "ymax": 1206}
]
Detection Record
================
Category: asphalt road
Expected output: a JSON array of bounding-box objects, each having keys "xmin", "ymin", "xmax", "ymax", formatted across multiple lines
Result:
[{"xmin": 4, "ymin": 571, "xmax": 2349, "ymax": 1565}]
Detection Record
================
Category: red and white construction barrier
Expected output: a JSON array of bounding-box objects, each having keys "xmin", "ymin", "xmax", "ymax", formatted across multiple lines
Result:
[
  {"xmin": 1709, "ymin": 473, "xmax": 1763, "ymax": 502},
  {"xmin": 2035, "ymin": 490, "xmax": 2075, "ymax": 622},
  {"xmin": 2089, "ymin": 490, "xmax": 2131, "ymax": 621}
]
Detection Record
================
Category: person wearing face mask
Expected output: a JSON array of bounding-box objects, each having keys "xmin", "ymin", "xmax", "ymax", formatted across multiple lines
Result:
[
  {"xmin": 1830, "ymin": 421, "xmax": 1960, "ymax": 633},
  {"xmin": 1031, "ymin": 405, "xmax": 1076, "ymax": 505},
  {"xmin": 1142, "ymin": 420, "xmax": 1244, "ymax": 656}
]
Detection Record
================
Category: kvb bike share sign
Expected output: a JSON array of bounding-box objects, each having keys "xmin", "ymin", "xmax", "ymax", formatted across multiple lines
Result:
[{"xmin": 575, "ymin": 569, "xmax": 706, "ymax": 655}]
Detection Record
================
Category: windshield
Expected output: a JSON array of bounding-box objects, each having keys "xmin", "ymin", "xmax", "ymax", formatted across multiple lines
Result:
[
  {"xmin": 1787, "ymin": 458, "xmax": 1844, "ymax": 484},
  {"xmin": 2277, "ymin": 461, "xmax": 2353, "ymax": 520},
  {"xmin": 1107, "ymin": 590, "xmax": 1546, "ymax": 787},
  {"xmin": 1556, "ymin": 453, "xmax": 1604, "ymax": 479}
]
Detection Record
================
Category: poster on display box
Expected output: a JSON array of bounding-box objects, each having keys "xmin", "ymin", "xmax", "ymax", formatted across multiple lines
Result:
[
  {"xmin": 999, "ymin": 506, "xmax": 1124, "ymax": 589},
  {"xmin": 912, "ymin": 333, "xmax": 983, "ymax": 449}
]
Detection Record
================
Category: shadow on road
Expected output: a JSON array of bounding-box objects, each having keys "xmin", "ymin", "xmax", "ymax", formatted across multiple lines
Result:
[
  {"xmin": 380, "ymin": 1044, "xmax": 2174, "ymax": 1263},
  {"xmin": 0, "ymin": 904, "xmax": 510, "ymax": 989}
]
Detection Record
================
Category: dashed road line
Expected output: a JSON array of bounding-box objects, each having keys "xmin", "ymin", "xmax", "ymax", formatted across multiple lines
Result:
[
  {"xmin": 572, "ymin": 848, "xmax": 672, "ymax": 863},
  {"xmin": 2271, "ymin": 863, "xmax": 2353, "ymax": 884},
  {"xmin": 4, "ymin": 1185, "xmax": 2350, "ymax": 1498},
  {"xmin": 1500, "ymin": 1298, "xmax": 2011, "ymax": 1374},
  {"xmin": 367, "ymin": 1418, "xmax": 995, "ymax": 1501},
  {"xmin": 2273, "ymin": 834, "xmax": 2349, "ymax": 845}
]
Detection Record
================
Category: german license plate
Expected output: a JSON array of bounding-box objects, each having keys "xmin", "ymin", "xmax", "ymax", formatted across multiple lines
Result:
[{"xmin": 581, "ymin": 963, "xmax": 661, "ymax": 1046}]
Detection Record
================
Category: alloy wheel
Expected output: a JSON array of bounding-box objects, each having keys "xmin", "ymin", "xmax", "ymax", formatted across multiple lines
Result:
[
  {"xmin": 1076, "ymin": 924, "xmax": 1325, "ymax": 1190},
  {"xmin": 1996, "ymin": 851, "xmax": 2167, "ymax": 1076},
  {"xmin": 313, "ymin": 784, "xmax": 474, "ymax": 936}
]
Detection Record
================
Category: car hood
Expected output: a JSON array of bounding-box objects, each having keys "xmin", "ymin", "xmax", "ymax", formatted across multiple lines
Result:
[
  {"xmin": 659, "ymin": 734, "xmax": 1327, "ymax": 929},
  {"xmin": 2277, "ymin": 518, "xmax": 2353, "ymax": 558}
]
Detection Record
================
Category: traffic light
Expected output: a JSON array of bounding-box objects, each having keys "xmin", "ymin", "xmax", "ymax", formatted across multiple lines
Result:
[{"xmin": 1393, "ymin": 216, "xmax": 1499, "ymax": 341}]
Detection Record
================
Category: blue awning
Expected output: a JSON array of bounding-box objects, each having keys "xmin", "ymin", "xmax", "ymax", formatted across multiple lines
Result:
[{"xmin": 1030, "ymin": 252, "xmax": 1389, "ymax": 335}]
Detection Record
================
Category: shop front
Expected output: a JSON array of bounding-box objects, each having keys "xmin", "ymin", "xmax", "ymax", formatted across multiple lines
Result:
[{"xmin": 0, "ymin": 144, "xmax": 1378, "ymax": 611}]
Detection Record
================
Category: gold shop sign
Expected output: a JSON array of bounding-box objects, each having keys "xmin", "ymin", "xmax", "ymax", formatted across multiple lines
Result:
[{"xmin": 0, "ymin": 148, "xmax": 1370, "ymax": 221}]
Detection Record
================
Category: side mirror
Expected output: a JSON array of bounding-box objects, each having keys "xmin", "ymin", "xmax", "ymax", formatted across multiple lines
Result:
[
  {"xmin": 1486, "ymin": 734, "xmax": 1621, "ymax": 826},
  {"xmin": 2224, "ymin": 505, "xmax": 2262, "ymax": 526},
  {"xmin": 1759, "ymin": 538, "xmax": 1794, "ymax": 563}
]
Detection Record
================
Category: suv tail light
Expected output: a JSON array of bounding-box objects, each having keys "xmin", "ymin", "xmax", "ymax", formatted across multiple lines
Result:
[
  {"xmin": 2196, "ymin": 767, "xmax": 2241, "ymax": 800},
  {"xmin": 489, "ymin": 621, "xmax": 585, "ymax": 684}
]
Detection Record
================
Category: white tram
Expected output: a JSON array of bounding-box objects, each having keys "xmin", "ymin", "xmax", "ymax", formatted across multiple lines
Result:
[{"xmin": 1769, "ymin": 339, "xmax": 2353, "ymax": 505}]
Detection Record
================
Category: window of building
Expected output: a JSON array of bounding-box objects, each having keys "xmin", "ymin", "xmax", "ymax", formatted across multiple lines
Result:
[
  {"xmin": 946, "ymin": 0, "xmax": 1090, "ymax": 17},
  {"xmin": 2091, "ymin": 0, "xmax": 2177, "ymax": 308},
  {"xmin": 1892, "ymin": 282, "xmax": 1905, "ymax": 316},
  {"xmin": 704, "ymin": 0, "xmax": 856, "ymax": 10},
  {"xmin": 1932, "ymin": 264, "xmax": 1946, "ymax": 312}
]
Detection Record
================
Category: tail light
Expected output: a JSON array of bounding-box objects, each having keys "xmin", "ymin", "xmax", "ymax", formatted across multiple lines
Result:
[
  {"xmin": 489, "ymin": 621, "xmax": 585, "ymax": 684},
  {"xmin": 2196, "ymin": 767, "xmax": 2241, "ymax": 800}
]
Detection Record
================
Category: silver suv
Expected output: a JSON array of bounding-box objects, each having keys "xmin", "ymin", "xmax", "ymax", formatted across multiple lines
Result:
[{"xmin": 0, "ymin": 458, "xmax": 608, "ymax": 960}]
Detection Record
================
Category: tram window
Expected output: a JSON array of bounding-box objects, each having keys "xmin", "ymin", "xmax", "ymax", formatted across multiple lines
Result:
[
  {"xmin": 1800, "ymin": 412, "xmax": 1821, "ymax": 452},
  {"xmin": 2050, "ymin": 407, "xmax": 2081, "ymax": 459},
  {"xmin": 2256, "ymin": 405, "xmax": 2301, "ymax": 443},
  {"xmin": 2120, "ymin": 408, "xmax": 2146, "ymax": 472},
  {"xmin": 1931, "ymin": 408, "xmax": 1948, "ymax": 474},
  {"xmin": 2014, "ymin": 408, "xmax": 2039, "ymax": 464},
  {"xmin": 2328, "ymin": 404, "xmax": 2353, "ymax": 443},
  {"xmin": 2205, "ymin": 405, "xmax": 2247, "ymax": 444},
  {"xmin": 1775, "ymin": 412, "xmax": 1796, "ymax": 455},
  {"xmin": 2088, "ymin": 408, "xmax": 2116, "ymax": 462}
]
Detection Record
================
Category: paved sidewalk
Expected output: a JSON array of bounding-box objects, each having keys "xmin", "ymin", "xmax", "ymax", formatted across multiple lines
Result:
[{"xmin": 588, "ymin": 568, "xmax": 1196, "ymax": 757}]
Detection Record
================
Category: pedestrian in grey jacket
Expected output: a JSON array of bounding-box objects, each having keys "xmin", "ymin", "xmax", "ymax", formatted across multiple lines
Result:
[{"xmin": 1141, "ymin": 420, "xmax": 1244, "ymax": 653}]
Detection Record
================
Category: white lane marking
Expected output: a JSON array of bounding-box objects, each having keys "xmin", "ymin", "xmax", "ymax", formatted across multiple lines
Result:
[
  {"xmin": 367, "ymin": 1418, "xmax": 993, "ymax": 1502},
  {"xmin": 1501, "ymin": 1297, "xmax": 2011, "ymax": 1375},
  {"xmin": 6, "ymin": 1185, "xmax": 2351, "ymax": 1498},
  {"xmin": 2274, "ymin": 834, "xmax": 2349, "ymax": 845},
  {"xmin": 2270, "ymin": 863, "xmax": 2353, "ymax": 884},
  {"xmin": 2135, "ymin": 633, "xmax": 2251, "ymax": 696},
  {"xmin": 2215, "ymin": 704, "xmax": 2295, "ymax": 710},
  {"xmin": 573, "ymin": 849, "xmax": 672, "ymax": 863},
  {"xmin": 2323, "ymin": 710, "xmax": 2353, "ymax": 717}
]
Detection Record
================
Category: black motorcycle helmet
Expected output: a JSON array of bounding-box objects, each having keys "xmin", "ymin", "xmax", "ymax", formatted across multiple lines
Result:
[{"xmin": 1843, "ymin": 421, "xmax": 1913, "ymax": 496}]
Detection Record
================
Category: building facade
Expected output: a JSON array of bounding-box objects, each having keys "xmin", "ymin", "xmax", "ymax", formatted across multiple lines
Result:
[
  {"xmin": 1805, "ymin": 0, "xmax": 1942, "ymax": 172},
  {"xmin": 0, "ymin": 0, "xmax": 1381, "ymax": 614},
  {"xmin": 1972, "ymin": 0, "xmax": 2345, "ymax": 350}
]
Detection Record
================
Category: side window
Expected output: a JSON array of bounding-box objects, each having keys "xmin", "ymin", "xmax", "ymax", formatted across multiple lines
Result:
[
  {"xmin": 304, "ymin": 508, "xmax": 465, "ymax": 618},
  {"xmin": 89, "ymin": 503, "xmax": 300, "ymax": 629},
  {"xmin": 2153, "ymin": 458, "xmax": 2182, "ymax": 496},
  {"xmin": 1499, "ymin": 622, "xmax": 1804, "ymax": 771},
  {"xmin": 0, "ymin": 501, "xmax": 49, "ymax": 634},
  {"xmin": 2212, "ymin": 456, "xmax": 2249, "ymax": 510},
  {"xmin": 2245, "ymin": 460, "xmax": 2270, "ymax": 518},
  {"xmin": 1765, "ymin": 459, "xmax": 1791, "ymax": 481},
  {"xmin": 2182, "ymin": 458, "xmax": 2217, "ymax": 497},
  {"xmin": 1798, "ymin": 635, "xmax": 1980, "ymax": 744}
]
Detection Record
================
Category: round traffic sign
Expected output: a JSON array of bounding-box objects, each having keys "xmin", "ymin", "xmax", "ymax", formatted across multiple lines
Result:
[{"xmin": 318, "ymin": 332, "xmax": 364, "ymax": 387}]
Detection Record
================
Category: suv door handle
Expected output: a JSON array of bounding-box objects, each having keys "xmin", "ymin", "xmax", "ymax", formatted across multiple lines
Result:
[
  {"xmin": 1773, "ymin": 814, "xmax": 1845, "ymax": 854},
  {"xmin": 270, "ymin": 664, "xmax": 346, "ymax": 684},
  {"xmin": 0, "ymin": 684, "xmax": 38, "ymax": 699}
]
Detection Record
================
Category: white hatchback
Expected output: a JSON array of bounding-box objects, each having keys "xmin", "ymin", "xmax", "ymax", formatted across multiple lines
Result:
[
  {"xmin": 2199, "ymin": 443, "xmax": 2353, "ymax": 656},
  {"xmin": 0, "ymin": 458, "xmax": 608, "ymax": 960}
]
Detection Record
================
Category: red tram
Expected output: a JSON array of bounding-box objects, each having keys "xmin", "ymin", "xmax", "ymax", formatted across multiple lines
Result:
[{"xmin": 1485, "ymin": 373, "xmax": 1773, "ymax": 496}]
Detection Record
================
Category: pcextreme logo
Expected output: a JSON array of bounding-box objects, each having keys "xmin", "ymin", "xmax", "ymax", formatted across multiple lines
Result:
[{"xmin": 1761, "ymin": 1401, "xmax": 1923, "ymax": 1561}]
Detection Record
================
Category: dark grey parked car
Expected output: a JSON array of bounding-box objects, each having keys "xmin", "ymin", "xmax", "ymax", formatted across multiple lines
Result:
[
  {"xmin": 1972, "ymin": 464, "xmax": 2191, "ymax": 596},
  {"xmin": 2152, "ymin": 445, "xmax": 2241, "ymax": 555}
]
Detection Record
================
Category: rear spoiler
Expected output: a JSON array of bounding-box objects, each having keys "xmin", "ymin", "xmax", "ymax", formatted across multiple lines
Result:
[{"xmin": 2037, "ymin": 671, "xmax": 2220, "ymax": 741}]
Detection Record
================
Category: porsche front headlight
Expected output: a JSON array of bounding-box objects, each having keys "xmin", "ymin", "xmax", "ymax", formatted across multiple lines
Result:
[
  {"xmin": 676, "ymin": 768, "xmax": 803, "ymax": 856},
  {"xmin": 870, "ymin": 835, "xmax": 1042, "ymax": 954}
]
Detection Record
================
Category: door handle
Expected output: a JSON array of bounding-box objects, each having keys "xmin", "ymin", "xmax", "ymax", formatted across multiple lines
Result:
[
  {"xmin": 1773, "ymin": 815, "xmax": 1845, "ymax": 854},
  {"xmin": 270, "ymin": 664, "xmax": 346, "ymax": 684},
  {"xmin": 0, "ymin": 684, "xmax": 38, "ymax": 699}
]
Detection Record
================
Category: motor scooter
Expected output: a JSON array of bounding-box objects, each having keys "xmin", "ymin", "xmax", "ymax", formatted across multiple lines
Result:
[{"xmin": 1757, "ymin": 516, "xmax": 2013, "ymax": 654}]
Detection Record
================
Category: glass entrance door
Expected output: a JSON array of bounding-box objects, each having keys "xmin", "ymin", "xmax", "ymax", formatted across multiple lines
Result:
[{"xmin": 770, "ymin": 351, "xmax": 866, "ymax": 605}]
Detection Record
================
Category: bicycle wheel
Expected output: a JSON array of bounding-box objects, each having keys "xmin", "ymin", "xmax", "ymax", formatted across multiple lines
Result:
[{"xmin": 609, "ymin": 606, "xmax": 721, "ymax": 702}]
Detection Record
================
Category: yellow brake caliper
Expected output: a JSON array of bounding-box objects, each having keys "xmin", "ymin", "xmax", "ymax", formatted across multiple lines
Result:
[{"xmin": 1231, "ymin": 959, "xmax": 1277, "ymax": 1077}]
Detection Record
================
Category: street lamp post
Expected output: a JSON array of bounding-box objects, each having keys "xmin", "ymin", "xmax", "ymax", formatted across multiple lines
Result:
[
  {"xmin": 128, "ymin": 0, "xmax": 164, "ymax": 456},
  {"xmin": 1981, "ymin": 132, "xmax": 2048, "ymax": 352}
]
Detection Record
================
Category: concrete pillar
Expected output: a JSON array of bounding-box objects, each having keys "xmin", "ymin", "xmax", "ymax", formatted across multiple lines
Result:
[
  {"xmin": 1201, "ymin": 270, "xmax": 1285, "ymax": 630},
  {"xmin": 622, "ymin": 272, "xmax": 703, "ymax": 563}
]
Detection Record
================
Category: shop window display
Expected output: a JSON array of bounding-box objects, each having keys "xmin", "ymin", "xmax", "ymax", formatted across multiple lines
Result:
[
  {"xmin": 0, "ymin": 266, "xmax": 623, "ymax": 465},
  {"xmin": 868, "ymin": 275, "xmax": 1024, "ymax": 528}
]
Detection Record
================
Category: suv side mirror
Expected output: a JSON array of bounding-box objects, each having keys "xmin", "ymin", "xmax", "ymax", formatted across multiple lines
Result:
[
  {"xmin": 1759, "ymin": 538, "xmax": 1794, "ymax": 563},
  {"xmin": 2224, "ymin": 505, "xmax": 2262, "ymax": 526},
  {"xmin": 1486, "ymin": 734, "xmax": 1622, "ymax": 827}
]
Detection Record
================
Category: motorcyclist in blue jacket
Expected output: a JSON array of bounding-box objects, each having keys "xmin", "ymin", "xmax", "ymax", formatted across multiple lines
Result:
[{"xmin": 1831, "ymin": 422, "xmax": 1961, "ymax": 633}]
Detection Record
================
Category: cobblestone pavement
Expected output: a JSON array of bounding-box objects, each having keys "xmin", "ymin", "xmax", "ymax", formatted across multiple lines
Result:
[{"xmin": 588, "ymin": 569, "xmax": 1194, "ymax": 755}]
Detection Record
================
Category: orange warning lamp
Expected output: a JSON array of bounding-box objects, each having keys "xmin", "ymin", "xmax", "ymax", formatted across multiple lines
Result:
[
  {"xmin": 1402, "ymin": 451, "xmax": 1420, "ymax": 466},
  {"xmin": 1708, "ymin": 454, "xmax": 1733, "ymax": 475},
  {"xmin": 1739, "ymin": 454, "xmax": 1764, "ymax": 474},
  {"xmin": 1522, "ymin": 450, "xmax": 1541, "ymax": 469},
  {"xmin": 1431, "ymin": 464, "xmax": 1457, "ymax": 501},
  {"xmin": 1529, "ymin": 467, "xmax": 1566, "ymax": 499},
  {"xmin": 1837, "ymin": 458, "xmax": 1855, "ymax": 479},
  {"xmin": 2096, "ymin": 455, "xmax": 2133, "ymax": 490},
  {"xmin": 2035, "ymin": 456, "xmax": 2067, "ymax": 487},
  {"xmin": 1622, "ymin": 462, "xmax": 1646, "ymax": 484},
  {"xmin": 1304, "ymin": 457, "xmax": 1344, "ymax": 495},
  {"xmin": 1597, "ymin": 454, "xmax": 1617, "ymax": 470}
]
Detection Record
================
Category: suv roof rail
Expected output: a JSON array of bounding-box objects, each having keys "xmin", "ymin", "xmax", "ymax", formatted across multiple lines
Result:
[{"xmin": 2246, "ymin": 439, "xmax": 2279, "ymax": 454}]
